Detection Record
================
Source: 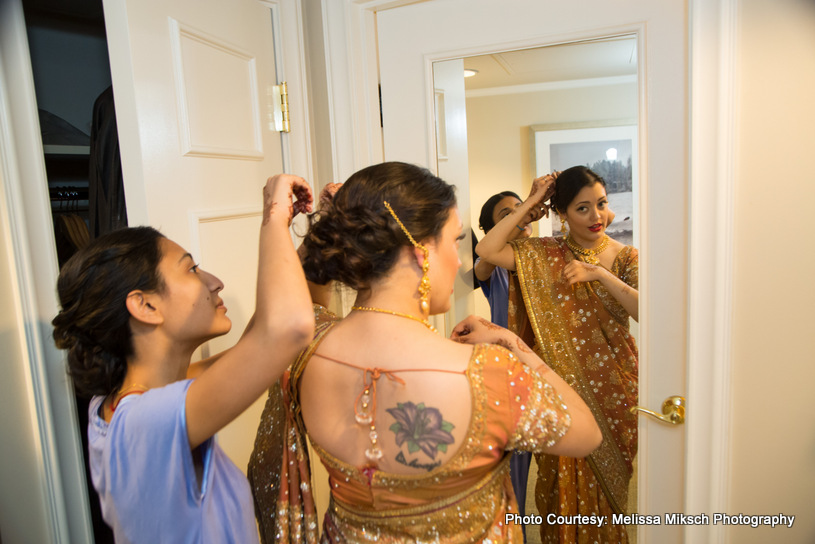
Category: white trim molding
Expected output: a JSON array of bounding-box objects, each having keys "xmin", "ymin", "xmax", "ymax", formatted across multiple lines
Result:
[
  {"xmin": 0, "ymin": 0, "xmax": 92, "ymax": 541},
  {"xmin": 187, "ymin": 206, "xmax": 263, "ymax": 359},
  {"xmin": 685, "ymin": 0, "xmax": 738, "ymax": 542},
  {"xmin": 264, "ymin": 0, "xmax": 314, "ymax": 179},
  {"xmin": 168, "ymin": 19, "xmax": 265, "ymax": 160},
  {"xmin": 465, "ymin": 74, "xmax": 637, "ymax": 99},
  {"xmin": 187, "ymin": 205, "xmax": 263, "ymax": 260},
  {"xmin": 315, "ymin": 0, "xmax": 433, "ymax": 179}
]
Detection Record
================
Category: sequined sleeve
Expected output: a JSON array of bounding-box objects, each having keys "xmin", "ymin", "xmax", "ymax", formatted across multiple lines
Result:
[
  {"xmin": 313, "ymin": 303, "xmax": 339, "ymax": 327},
  {"xmin": 614, "ymin": 246, "xmax": 639, "ymax": 290},
  {"xmin": 503, "ymin": 351, "xmax": 572, "ymax": 452}
]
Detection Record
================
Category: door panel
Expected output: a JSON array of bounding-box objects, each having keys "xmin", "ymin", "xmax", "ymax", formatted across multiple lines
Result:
[
  {"xmin": 197, "ymin": 213, "xmax": 262, "ymax": 469},
  {"xmin": 102, "ymin": 0, "xmax": 284, "ymax": 243},
  {"xmin": 376, "ymin": 1, "xmax": 687, "ymax": 541},
  {"xmin": 102, "ymin": 0, "xmax": 297, "ymax": 471}
]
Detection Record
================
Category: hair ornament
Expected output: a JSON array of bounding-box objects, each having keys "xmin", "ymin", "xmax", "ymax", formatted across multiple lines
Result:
[{"xmin": 383, "ymin": 201, "xmax": 431, "ymax": 316}]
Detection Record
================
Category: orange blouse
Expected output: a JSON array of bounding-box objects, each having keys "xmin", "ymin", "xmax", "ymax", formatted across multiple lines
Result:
[{"xmin": 248, "ymin": 305, "xmax": 573, "ymax": 543}]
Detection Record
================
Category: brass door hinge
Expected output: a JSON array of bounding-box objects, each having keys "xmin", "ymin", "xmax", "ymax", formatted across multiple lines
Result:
[{"xmin": 271, "ymin": 82, "xmax": 290, "ymax": 133}]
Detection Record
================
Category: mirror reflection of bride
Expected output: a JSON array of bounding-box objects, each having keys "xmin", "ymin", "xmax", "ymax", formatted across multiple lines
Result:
[{"xmin": 477, "ymin": 166, "xmax": 639, "ymax": 543}]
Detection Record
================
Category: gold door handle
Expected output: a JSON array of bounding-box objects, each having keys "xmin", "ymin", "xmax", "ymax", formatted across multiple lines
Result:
[{"xmin": 630, "ymin": 395, "xmax": 685, "ymax": 425}]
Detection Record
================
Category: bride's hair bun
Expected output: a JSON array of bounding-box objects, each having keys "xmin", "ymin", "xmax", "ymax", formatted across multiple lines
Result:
[{"xmin": 302, "ymin": 162, "xmax": 456, "ymax": 290}]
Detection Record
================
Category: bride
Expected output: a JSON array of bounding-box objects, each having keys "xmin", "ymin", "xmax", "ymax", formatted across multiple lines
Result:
[
  {"xmin": 477, "ymin": 165, "xmax": 640, "ymax": 543},
  {"xmin": 248, "ymin": 161, "xmax": 601, "ymax": 543}
]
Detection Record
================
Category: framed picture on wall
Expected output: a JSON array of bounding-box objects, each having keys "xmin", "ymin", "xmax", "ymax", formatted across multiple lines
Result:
[{"xmin": 531, "ymin": 120, "xmax": 638, "ymax": 246}]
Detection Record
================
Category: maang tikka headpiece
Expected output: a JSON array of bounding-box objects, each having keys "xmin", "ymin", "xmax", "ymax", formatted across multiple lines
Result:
[{"xmin": 383, "ymin": 201, "xmax": 431, "ymax": 316}]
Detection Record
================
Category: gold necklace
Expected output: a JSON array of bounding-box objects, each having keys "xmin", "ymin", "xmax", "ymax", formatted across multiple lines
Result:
[
  {"xmin": 565, "ymin": 234, "xmax": 610, "ymax": 265},
  {"xmin": 111, "ymin": 383, "xmax": 150, "ymax": 412},
  {"xmin": 351, "ymin": 306, "xmax": 438, "ymax": 334}
]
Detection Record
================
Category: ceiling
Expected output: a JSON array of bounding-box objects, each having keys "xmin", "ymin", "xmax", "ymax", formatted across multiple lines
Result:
[{"xmin": 462, "ymin": 35, "xmax": 637, "ymax": 90}]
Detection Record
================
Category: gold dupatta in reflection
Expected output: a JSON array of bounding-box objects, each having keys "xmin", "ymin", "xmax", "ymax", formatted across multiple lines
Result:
[{"xmin": 508, "ymin": 237, "xmax": 638, "ymax": 515}]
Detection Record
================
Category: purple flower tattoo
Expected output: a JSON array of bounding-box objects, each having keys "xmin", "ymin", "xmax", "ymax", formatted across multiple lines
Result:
[{"xmin": 386, "ymin": 402, "xmax": 455, "ymax": 459}]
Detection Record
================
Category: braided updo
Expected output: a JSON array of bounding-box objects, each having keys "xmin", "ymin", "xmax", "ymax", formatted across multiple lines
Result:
[
  {"xmin": 52, "ymin": 226, "xmax": 166, "ymax": 398},
  {"xmin": 301, "ymin": 162, "xmax": 456, "ymax": 290}
]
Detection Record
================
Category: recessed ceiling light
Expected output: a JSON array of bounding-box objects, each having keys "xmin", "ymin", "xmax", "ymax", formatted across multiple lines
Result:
[{"xmin": 463, "ymin": 69, "xmax": 479, "ymax": 78}]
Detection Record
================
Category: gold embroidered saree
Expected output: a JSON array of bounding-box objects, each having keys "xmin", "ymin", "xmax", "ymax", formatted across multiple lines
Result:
[
  {"xmin": 248, "ymin": 304, "xmax": 573, "ymax": 543},
  {"xmin": 508, "ymin": 237, "xmax": 639, "ymax": 544}
]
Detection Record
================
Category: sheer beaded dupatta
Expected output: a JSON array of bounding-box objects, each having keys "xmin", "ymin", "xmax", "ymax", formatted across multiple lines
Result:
[
  {"xmin": 248, "ymin": 305, "xmax": 339, "ymax": 543},
  {"xmin": 508, "ymin": 237, "xmax": 639, "ymax": 517}
]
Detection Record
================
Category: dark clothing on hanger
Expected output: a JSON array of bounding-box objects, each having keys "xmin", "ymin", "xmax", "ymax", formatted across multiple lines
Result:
[{"xmin": 88, "ymin": 85, "xmax": 127, "ymax": 239}]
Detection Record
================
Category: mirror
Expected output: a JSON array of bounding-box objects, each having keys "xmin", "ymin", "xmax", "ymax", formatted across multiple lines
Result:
[{"xmin": 433, "ymin": 35, "xmax": 640, "ymax": 539}]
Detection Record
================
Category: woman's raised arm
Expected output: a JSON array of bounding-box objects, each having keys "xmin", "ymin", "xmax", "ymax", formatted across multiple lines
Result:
[
  {"xmin": 185, "ymin": 175, "xmax": 315, "ymax": 448},
  {"xmin": 476, "ymin": 175, "xmax": 556, "ymax": 270}
]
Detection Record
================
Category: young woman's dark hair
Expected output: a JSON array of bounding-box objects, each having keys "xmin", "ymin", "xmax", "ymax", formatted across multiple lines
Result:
[
  {"xmin": 550, "ymin": 166, "xmax": 606, "ymax": 214},
  {"xmin": 52, "ymin": 226, "xmax": 166, "ymax": 398},
  {"xmin": 478, "ymin": 190, "xmax": 522, "ymax": 233},
  {"xmin": 301, "ymin": 161, "xmax": 456, "ymax": 290}
]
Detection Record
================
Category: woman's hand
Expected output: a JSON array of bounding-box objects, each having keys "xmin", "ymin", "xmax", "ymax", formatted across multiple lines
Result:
[
  {"xmin": 317, "ymin": 182, "xmax": 343, "ymax": 211},
  {"xmin": 521, "ymin": 171, "xmax": 559, "ymax": 224},
  {"xmin": 476, "ymin": 170, "xmax": 558, "ymax": 271},
  {"xmin": 564, "ymin": 258, "xmax": 640, "ymax": 320},
  {"xmin": 263, "ymin": 174, "xmax": 314, "ymax": 226},
  {"xmin": 452, "ymin": 314, "xmax": 602, "ymax": 457},
  {"xmin": 451, "ymin": 315, "xmax": 533, "ymax": 357},
  {"xmin": 187, "ymin": 173, "xmax": 314, "ymax": 449},
  {"xmin": 451, "ymin": 314, "xmax": 507, "ymax": 344},
  {"xmin": 563, "ymin": 260, "xmax": 607, "ymax": 286}
]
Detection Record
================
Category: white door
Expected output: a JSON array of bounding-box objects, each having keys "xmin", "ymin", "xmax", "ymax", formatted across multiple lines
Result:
[
  {"xmin": 102, "ymin": 0, "xmax": 310, "ymax": 471},
  {"xmin": 376, "ymin": 1, "xmax": 687, "ymax": 542}
]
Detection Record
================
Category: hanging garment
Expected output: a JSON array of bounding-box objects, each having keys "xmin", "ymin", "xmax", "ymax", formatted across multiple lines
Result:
[{"xmin": 88, "ymin": 85, "xmax": 127, "ymax": 239}]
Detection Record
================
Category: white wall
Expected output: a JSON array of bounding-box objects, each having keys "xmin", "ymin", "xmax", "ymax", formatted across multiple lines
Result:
[{"xmin": 727, "ymin": 1, "xmax": 815, "ymax": 542}]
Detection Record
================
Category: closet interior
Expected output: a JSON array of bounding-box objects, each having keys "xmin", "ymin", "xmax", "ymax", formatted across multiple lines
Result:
[{"xmin": 24, "ymin": 0, "xmax": 126, "ymax": 266}]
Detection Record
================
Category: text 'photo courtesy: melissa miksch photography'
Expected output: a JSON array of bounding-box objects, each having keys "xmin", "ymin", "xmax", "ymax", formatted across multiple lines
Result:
[{"xmin": 505, "ymin": 512, "xmax": 796, "ymax": 529}]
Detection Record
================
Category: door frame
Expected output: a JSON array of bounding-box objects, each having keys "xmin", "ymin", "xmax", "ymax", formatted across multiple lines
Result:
[
  {"xmin": 321, "ymin": 1, "xmax": 737, "ymax": 542},
  {"xmin": 0, "ymin": 0, "xmax": 92, "ymax": 541},
  {"xmin": 685, "ymin": 1, "xmax": 738, "ymax": 542}
]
